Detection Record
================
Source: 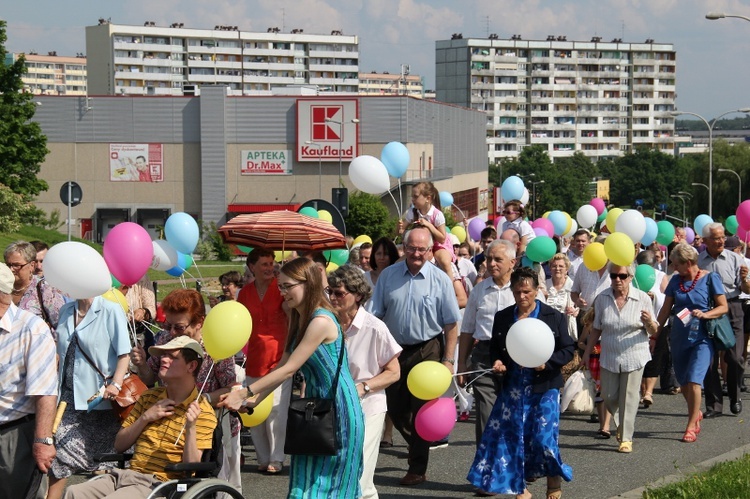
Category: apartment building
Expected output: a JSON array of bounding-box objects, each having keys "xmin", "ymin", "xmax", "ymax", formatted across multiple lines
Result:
[
  {"xmin": 359, "ymin": 67, "xmax": 424, "ymax": 97},
  {"xmin": 7, "ymin": 52, "xmax": 87, "ymax": 95},
  {"xmin": 86, "ymin": 21, "xmax": 359, "ymax": 96},
  {"xmin": 436, "ymin": 35, "xmax": 677, "ymax": 162}
]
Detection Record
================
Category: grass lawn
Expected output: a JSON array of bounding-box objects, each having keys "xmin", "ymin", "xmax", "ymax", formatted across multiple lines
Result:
[{"xmin": 643, "ymin": 453, "xmax": 750, "ymax": 498}]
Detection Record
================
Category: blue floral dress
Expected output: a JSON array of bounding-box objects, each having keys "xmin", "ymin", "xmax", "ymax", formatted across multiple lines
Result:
[{"xmin": 467, "ymin": 306, "xmax": 573, "ymax": 494}]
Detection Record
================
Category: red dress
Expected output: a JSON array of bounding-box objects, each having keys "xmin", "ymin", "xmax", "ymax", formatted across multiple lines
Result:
[{"xmin": 237, "ymin": 279, "xmax": 288, "ymax": 377}]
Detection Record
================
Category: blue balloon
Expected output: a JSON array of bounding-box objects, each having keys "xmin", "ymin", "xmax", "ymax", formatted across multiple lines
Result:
[
  {"xmin": 439, "ymin": 191, "xmax": 454, "ymax": 208},
  {"xmin": 521, "ymin": 255, "xmax": 534, "ymax": 268},
  {"xmin": 380, "ymin": 142, "xmax": 410, "ymax": 178},
  {"xmin": 501, "ymin": 176, "xmax": 525, "ymax": 202},
  {"xmin": 547, "ymin": 210, "xmax": 568, "ymax": 236},
  {"xmin": 165, "ymin": 265, "xmax": 185, "ymax": 277},
  {"xmin": 693, "ymin": 214, "xmax": 713, "ymax": 237},
  {"xmin": 165, "ymin": 212, "xmax": 200, "ymax": 255},
  {"xmin": 641, "ymin": 217, "xmax": 658, "ymax": 246}
]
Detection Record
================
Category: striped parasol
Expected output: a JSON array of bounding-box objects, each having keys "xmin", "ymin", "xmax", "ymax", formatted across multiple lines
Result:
[{"xmin": 218, "ymin": 210, "xmax": 347, "ymax": 251}]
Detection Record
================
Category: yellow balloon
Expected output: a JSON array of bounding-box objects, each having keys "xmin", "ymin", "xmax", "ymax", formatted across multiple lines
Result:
[
  {"xmin": 542, "ymin": 211, "xmax": 551, "ymax": 219},
  {"xmin": 102, "ymin": 288, "xmax": 129, "ymax": 314},
  {"xmin": 562, "ymin": 212, "xmax": 573, "ymax": 235},
  {"xmin": 407, "ymin": 360, "xmax": 452, "ymax": 400},
  {"xmin": 451, "ymin": 225, "xmax": 467, "ymax": 243},
  {"xmin": 352, "ymin": 235, "xmax": 372, "ymax": 247},
  {"xmin": 605, "ymin": 208, "xmax": 623, "ymax": 233},
  {"xmin": 202, "ymin": 301, "xmax": 252, "ymax": 360},
  {"xmin": 604, "ymin": 232, "xmax": 635, "ymax": 266},
  {"xmin": 317, "ymin": 210, "xmax": 333, "ymax": 223},
  {"xmin": 239, "ymin": 394, "xmax": 273, "ymax": 427},
  {"xmin": 582, "ymin": 242, "xmax": 608, "ymax": 271},
  {"xmin": 274, "ymin": 250, "xmax": 292, "ymax": 262},
  {"xmin": 326, "ymin": 262, "xmax": 339, "ymax": 273}
]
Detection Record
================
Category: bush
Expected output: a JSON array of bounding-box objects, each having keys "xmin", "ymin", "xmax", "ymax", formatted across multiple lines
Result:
[{"xmin": 346, "ymin": 192, "xmax": 396, "ymax": 241}]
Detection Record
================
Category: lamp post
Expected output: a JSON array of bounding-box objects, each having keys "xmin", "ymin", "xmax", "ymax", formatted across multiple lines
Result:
[
  {"xmin": 717, "ymin": 168, "xmax": 742, "ymax": 208},
  {"xmin": 531, "ymin": 180, "xmax": 545, "ymax": 219},
  {"xmin": 670, "ymin": 194, "xmax": 688, "ymax": 227},
  {"xmin": 670, "ymin": 108, "xmax": 750, "ymax": 217},
  {"xmin": 706, "ymin": 12, "xmax": 750, "ymax": 22},
  {"xmin": 325, "ymin": 117, "xmax": 360, "ymax": 185},
  {"xmin": 305, "ymin": 140, "xmax": 323, "ymax": 198}
]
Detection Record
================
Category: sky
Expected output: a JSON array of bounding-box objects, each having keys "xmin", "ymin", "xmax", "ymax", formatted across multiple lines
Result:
[{"xmin": 3, "ymin": 0, "xmax": 750, "ymax": 120}]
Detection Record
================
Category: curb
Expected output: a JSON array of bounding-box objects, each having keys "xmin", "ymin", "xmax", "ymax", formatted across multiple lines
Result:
[{"xmin": 611, "ymin": 442, "xmax": 750, "ymax": 498}]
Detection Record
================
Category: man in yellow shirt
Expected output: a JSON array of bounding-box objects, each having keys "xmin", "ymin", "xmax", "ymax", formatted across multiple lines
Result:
[{"xmin": 63, "ymin": 336, "xmax": 217, "ymax": 498}]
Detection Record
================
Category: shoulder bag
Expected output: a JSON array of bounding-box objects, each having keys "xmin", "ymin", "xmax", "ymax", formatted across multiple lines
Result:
[
  {"xmin": 283, "ymin": 336, "xmax": 346, "ymax": 456},
  {"xmin": 705, "ymin": 273, "xmax": 736, "ymax": 351}
]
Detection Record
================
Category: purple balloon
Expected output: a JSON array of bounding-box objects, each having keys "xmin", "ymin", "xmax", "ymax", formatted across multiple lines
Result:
[
  {"xmin": 533, "ymin": 227, "xmax": 549, "ymax": 237},
  {"xmin": 468, "ymin": 218, "xmax": 486, "ymax": 241},
  {"xmin": 531, "ymin": 218, "xmax": 554, "ymax": 238},
  {"xmin": 684, "ymin": 227, "xmax": 695, "ymax": 244}
]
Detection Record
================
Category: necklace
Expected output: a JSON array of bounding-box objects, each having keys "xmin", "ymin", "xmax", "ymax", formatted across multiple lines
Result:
[
  {"xmin": 12, "ymin": 283, "xmax": 30, "ymax": 295},
  {"xmin": 679, "ymin": 271, "xmax": 700, "ymax": 293},
  {"xmin": 77, "ymin": 308, "xmax": 88, "ymax": 317}
]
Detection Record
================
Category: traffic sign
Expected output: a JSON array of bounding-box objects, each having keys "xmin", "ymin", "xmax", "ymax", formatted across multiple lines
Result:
[{"xmin": 60, "ymin": 181, "xmax": 83, "ymax": 207}]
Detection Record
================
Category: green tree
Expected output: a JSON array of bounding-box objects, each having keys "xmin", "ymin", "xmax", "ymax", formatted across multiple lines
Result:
[
  {"xmin": 0, "ymin": 21, "xmax": 49, "ymax": 200},
  {"xmin": 345, "ymin": 192, "xmax": 395, "ymax": 241},
  {"xmin": 0, "ymin": 183, "xmax": 36, "ymax": 232}
]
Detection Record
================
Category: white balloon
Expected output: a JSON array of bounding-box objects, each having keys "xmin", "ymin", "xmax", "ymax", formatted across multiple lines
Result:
[
  {"xmin": 520, "ymin": 188, "xmax": 530, "ymax": 206},
  {"xmin": 564, "ymin": 219, "xmax": 579, "ymax": 238},
  {"xmin": 576, "ymin": 204, "xmax": 598, "ymax": 228},
  {"xmin": 151, "ymin": 240, "xmax": 178, "ymax": 271},
  {"xmin": 506, "ymin": 318, "xmax": 555, "ymax": 368},
  {"xmin": 615, "ymin": 209, "xmax": 647, "ymax": 243},
  {"xmin": 349, "ymin": 155, "xmax": 391, "ymax": 194},
  {"xmin": 45, "ymin": 242, "xmax": 112, "ymax": 299}
]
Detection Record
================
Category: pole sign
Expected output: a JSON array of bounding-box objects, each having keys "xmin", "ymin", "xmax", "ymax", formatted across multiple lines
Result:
[
  {"xmin": 60, "ymin": 181, "xmax": 82, "ymax": 206},
  {"xmin": 296, "ymin": 99, "xmax": 359, "ymax": 162}
]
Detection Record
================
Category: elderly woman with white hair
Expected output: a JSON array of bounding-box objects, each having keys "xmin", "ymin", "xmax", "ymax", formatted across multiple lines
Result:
[{"xmin": 583, "ymin": 262, "xmax": 655, "ymax": 453}]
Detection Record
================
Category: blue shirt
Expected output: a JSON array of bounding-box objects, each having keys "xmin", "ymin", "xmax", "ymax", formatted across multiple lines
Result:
[{"xmin": 367, "ymin": 261, "xmax": 461, "ymax": 346}]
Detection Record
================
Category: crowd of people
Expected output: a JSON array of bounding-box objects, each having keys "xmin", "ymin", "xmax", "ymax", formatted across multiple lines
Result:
[{"xmin": 2, "ymin": 186, "xmax": 748, "ymax": 499}]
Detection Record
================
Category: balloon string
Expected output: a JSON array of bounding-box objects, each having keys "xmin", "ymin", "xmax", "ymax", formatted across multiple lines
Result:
[
  {"xmin": 397, "ymin": 178, "xmax": 404, "ymax": 215},
  {"xmin": 387, "ymin": 190, "xmax": 400, "ymax": 216},
  {"xmin": 454, "ymin": 368, "xmax": 492, "ymax": 377},
  {"xmin": 175, "ymin": 359, "xmax": 215, "ymax": 446}
]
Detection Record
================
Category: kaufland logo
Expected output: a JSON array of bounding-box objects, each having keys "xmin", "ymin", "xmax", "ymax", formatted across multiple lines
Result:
[
  {"xmin": 311, "ymin": 106, "xmax": 342, "ymax": 141},
  {"xmin": 297, "ymin": 99, "xmax": 358, "ymax": 162}
]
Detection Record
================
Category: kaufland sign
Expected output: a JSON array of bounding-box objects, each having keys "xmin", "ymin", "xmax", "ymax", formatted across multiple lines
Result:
[{"xmin": 297, "ymin": 99, "xmax": 359, "ymax": 162}]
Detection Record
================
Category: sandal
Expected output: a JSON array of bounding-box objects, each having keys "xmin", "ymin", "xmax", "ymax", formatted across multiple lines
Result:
[
  {"xmin": 618, "ymin": 441, "xmax": 633, "ymax": 453},
  {"xmin": 642, "ymin": 392, "xmax": 653, "ymax": 408},
  {"xmin": 682, "ymin": 429, "xmax": 698, "ymax": 443},
  {"xmin": 595, "ymin": 429, "xmax": 611, "ymax": 439},
  {"xmin": 380, "ymin": 440, "xmax": 393, "ymax": 448},
  {"xmin": 546, "ymin": 488, "xmax": 562, "ymax": 499},
  {"xmin": 266, "ymin": 462, "xmax": 283, "ymax": 474}
]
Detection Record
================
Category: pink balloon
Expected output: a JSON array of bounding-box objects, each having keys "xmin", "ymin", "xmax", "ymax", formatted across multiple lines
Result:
[
  {"xmin": 493, "ymin": 217, "xmax": 503, "ymax": 229},
  {"xmin": 736, "ymin": 201, "xmax": 750, "ymax": 230},
  {"xmin": 590, "ymin": 198, "xmax": 606, "ymax": 215},
  {"xmin": 415, "ymin": 397, "xmax": 456, "ymax": 442},
  {"xmin": 531, "ymin": 218, "xmax": 555, "ymax": 238},
  {"xmin": 737, "ymin": 226, "xmax": 750, "ymax": 243},
  {"xmin": 103, "ymin": 222, "xmax": 155, "ymax": 286}
]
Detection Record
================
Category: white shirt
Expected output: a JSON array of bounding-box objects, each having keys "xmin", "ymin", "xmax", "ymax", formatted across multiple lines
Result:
[
  {"xmin": 461, "ymin": 277, "xmax": 515, "ymax": 341},
  {"xmin": 567, "ymin": 249, "xmax": 584, "ymax": 278},
  {"xmin": 457, "ymin": 258, "xmax": 478, "ymax": 286},
  {"xmin": 572, "ymin": 267, "xmax": 611, "ymax": 311}
]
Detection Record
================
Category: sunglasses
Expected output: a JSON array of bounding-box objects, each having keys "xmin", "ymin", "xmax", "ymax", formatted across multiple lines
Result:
[
  {"xmin": 325, "ymin": 287, "xmax": 350, "ymax": 299},
  {"xmin": 502, "ymin": 211, "xmax": 518, "ymax": 216},
  {"xmin": 164, "ymin": 322, "xmax": 190, "ymax": 334},
  {"xmin": 609, "ymin": 273, "xmax": 630, "ymax": 280}
]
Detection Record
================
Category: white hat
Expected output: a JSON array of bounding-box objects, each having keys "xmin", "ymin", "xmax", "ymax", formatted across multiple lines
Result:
[{"xmin": 0, "ymin": 263, "xmax": 14, "ymax": 294}]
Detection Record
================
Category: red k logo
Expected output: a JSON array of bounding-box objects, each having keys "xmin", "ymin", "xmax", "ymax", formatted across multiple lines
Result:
[{"xmin": 311, "ymin": 106, "xmax": 343, "ymax": 141}]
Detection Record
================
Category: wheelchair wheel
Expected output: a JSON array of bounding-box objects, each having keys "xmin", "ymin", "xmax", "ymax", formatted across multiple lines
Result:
[{"xmin": 180, "ymin": 478, "xmax": 244, "ymax": 499}]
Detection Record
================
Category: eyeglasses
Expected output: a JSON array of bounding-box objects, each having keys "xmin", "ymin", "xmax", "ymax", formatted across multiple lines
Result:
[
  {"xmin": 164, "ymin": 322, "xmax": 190, "ymax": 334},
  {"xmin": 325, "ymin": 287, "xmax": 350, "ymax": 299},
  {"xmin": 609, "ymin": 273, "xmax": 630, "ymax": 281},
  {"xmin": 6, "ymin": 261, "xmax": 31, "ymax": 271},
  {"xmin": 502, "ymin": 210, "xmax": 518, "ymax": 216},
  {"xmin": 405, "ymin": 245, "xmax": 431, "ymax": 254},
  {"xmin": 278, "ymin": 282, "xmax": 303, "ymax": 293}
]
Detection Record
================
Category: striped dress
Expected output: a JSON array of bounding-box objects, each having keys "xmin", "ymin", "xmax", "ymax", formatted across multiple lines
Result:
[{"xmin": 288, "ymin": 308, "xmax": 364, "ymax": 499}]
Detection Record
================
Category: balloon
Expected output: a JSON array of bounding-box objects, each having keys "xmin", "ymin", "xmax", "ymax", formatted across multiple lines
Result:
[
  {"xmin": 111, "ymin": 274, "xmax": 121, "ymax": 288},
  {"xmin": 274, "ymin": 250, "xmax": 292, "ymax": 262},
  {"xmin": 407, "ymin": 361, "xmax": 452, "ymax": 400},
  {"xmin": 542, "ymin": 211, "xmax": 551, "ymax": 219},
  {"xmin": 564, "ymin": 219, "xmax": 578, "ymax": 238},
  {"xmin": 615, "ymin": 209, "xmax": 647, "ymax": 244},
  {"xmin": 562, "ymin": 212, "xmax": 573, "ymax": 236},
  {"xmin": 414, "ymin": 398, "xmax": 456, "ymax": 442},
  {"xmin": 597, "ymin": 208, "xmax": 608, "ymax": 224},
  {"xmin": 693, "ymin": 214, "xmax": 713, "ymax": 237},
  {"xmin": 326, "ymin": 262, "xmax": 339, "ymax": 273},
  {"xmin": 165, "ymin": 265, "xmax": 184, "ymax": 277},
  {"xmin": 202, "ymin": 301, "xmax": 253, "ymax": 360},
  {"xmin": 323, "ymin": 248, "xmax": 349, "ymax": 266},
  {"xmin": 726, "ymin": 215, "xmax": 739, "ymax": 235},
  {"xmin": 641, "ymin": 218, "xmax": 658, "ymax": 246},
  {"xmin": 684, "ymin": 227, "xmax": 695, "ymax": 245},
  {"xmin": 533, "ymin": 227, "xmax": 549, "ymax": 237},
  {"xmin": 165, "ymin": 212, "xmax": 200, "ymax": 255},
  {"xmin": 531, "ymin": 218, "xmax": 555, "ymax": 238},
  {"xmin": 468, "ymin": 218, "xmax": 486, "ymax": 241},
  {"xmin": 151, "ymin": 240, "xmax": 178, "ymax": 271},
  {"xmin": 239, "ymin": 395, "xmax": 274, "ymax": 427},
  {"xmin": 582, "ymin": 242, "xmax": 608, "ymax": 271},
  {"xmin": 237, "ymin": 245, "xmax": 253, "ymax": 254},
  {"xmin": 520, "ymin": 188, "xmax": 530, "ymax": 206},
  {"xmin": 506, "ymin": 318, "xmax": 555, "ymax": 368},
  {"xmin": 501, "ymin": 176, "xmax": 525, "ymax": 202},
  {"xmin": 352, "ymin": 235, "xmax": 372, "ymax": 248},
  {"xmin": 103, "ymin": 222, "xmax": 154, "ymax": 286},
  {"xmin": 381, "ymin": 141, "xmax": 410, "ymax": 178},
  {"xmin": 349, "ymin": 155, "xmax": 390, "ymax": 194},
  {"xmin": 577, "ymin": 204, "xmax": 598, "ymax": 228},
  {"xmin": 736, "ymin": 200, "xmax": 750, "ymax": 230},
  {"xmin": 45, "ymin": 242, "xmax": 112, "ymax": 300},
  {"xmin": 604, "ymin": 232, "xmax": 635, "ymax": 266},
  {"xmin": 590, "ymin": 198, "xmax": 606, "ymax": 215},
  {"xmin": 102, "ymin": 288, "xmax": 129, "ymax": 314},
  {"xmin": 521, "ymin": 255, "xmax": 534, "ymax": 268},
  {"xmin": 605, "ymin": 208, "xmax": 623, "ymax": 234},
  {"xmin": 526, "ymin": 236, "xmax": 557, "ymax": 263},
  {"xmin": 317, "ymin": 210, "xmax": 333, "ymax": 223},
  {"xmin": 633, "ymin": 264, "xmax": 656, "ymax": 291},
  {"xmin": 655, "ymin": 220, "xmax": 675, "ymax": 246},
  {"xmin": 299, "ymin": 207, "xmax": 319, "ymax": 218},
  {"xmin": 439, "ymin": 191, "xmax": 454, "ymax": 208},
  {"xmin": 451, "ymin": 225, "xmax": 467, "ymax": 243},
  {"xmin": 547, "ymin": 210, "xmax": 568, "ymax": 236}
]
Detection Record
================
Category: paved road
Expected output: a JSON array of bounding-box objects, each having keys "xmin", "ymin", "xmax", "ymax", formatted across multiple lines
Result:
[{"xmin": 69, "ymin": 387, "xmax": 749, "ymax": 498}]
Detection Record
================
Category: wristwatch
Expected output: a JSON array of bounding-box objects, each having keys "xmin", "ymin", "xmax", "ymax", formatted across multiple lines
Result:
[
  {"xmin": 34, "ymin": 437, "xmax": 54, "ymax": 445},
  {"xmin": 362, "ymin": 382, "xmax": 371, "ymax": 394}
]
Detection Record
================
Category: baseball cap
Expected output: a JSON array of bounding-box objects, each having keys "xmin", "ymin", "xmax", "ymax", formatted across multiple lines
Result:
[
  {"xmin": 0, "ymin": 263, "xmax": 14, "ymax": 294},
  {"xmin": 724, "ymin": 236, "xmax": 741, "ymax": 250},
  {"xmin": 149, "ymin": 336, "xmax": 204, "ymax": 358}
]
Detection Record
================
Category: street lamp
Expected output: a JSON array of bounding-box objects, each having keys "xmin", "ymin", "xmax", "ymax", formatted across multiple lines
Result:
[
  {"xmin": 717, "ymin": 168, "xmax": 742, "ymax": 208},
  {"xmin": 531, "ymin": 180, "xmax": 544, "ymax": 219},
  {"xmin": 670, "ymin": 194, "xmax": 688, "ymax": 227},
  {"xmin": 325, "ymin": 117, "xmax": 360, "ymax": 184},
  {"xmin": 691, "ymin": 182, "xmax": 709, "ymax": 197},
  {"xmin": 305, "ymin": 140, "xmax": 323, "ymax": 198},
  {"xmin": 706, "ymin": 12, "xmax": 750, "ymax": 22},
  {"xmin": 670, "ymin": 108, "xmax": 750, "ymax": 217}
]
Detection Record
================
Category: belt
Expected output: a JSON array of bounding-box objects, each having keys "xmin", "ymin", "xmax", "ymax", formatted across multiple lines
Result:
[
  {"xmin": 401, "ymin": 336, "xmax": 439, "ymax": 352},
  {"xmin": 0, "ymin": 413, "xmax": 35, "ymax": 431},
  {"xmin": 727, "ymin": 296, "xmax": 742, "ymax": 303}
]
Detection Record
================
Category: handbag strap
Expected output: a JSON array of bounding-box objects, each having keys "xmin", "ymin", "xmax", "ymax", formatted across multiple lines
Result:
[
  {"xmin": 36, "ymin": 279, "xmax": 53, "ymax": 327},
  {"xmin": 72, "ymin": 331, "xmax": 110, "ymax": 382}
]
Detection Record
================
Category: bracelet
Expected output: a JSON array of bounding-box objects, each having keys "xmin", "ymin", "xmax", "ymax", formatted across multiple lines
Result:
[
  {"xmin": 111, "ymin": 382, "xmax": 122, "ymax": 391},
  {"xmin": 442, "ymin": 357, "xmax": 456, "ymax": 365}
]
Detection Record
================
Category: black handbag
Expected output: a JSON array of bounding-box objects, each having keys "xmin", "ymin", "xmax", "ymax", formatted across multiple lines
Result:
[
  {"xmin": 283, "ymin": 337, "xmax": 346, "ymax": 456},
  {"xmin": 706, "ymin": 274, "xmax": 737, "ymax": 351}
]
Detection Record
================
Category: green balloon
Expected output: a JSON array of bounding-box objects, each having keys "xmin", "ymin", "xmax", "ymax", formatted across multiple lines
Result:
[
  {"xmin": 111, "ymin": 274, "xmax": 121, "ymax": 288},
  {"xmin": 726, "ymin": 215, "xmax": 739, "ymax": 235},
  {"xmin": 299, "ymin": 207, "xmax": 319, "ymax": 218},
  {"xmin": 655, "ymin": 220, "xmax": 675, "ymax": 246},
  {"xmin": 183, "ymin": 254, "xmax": 194, "ymax": 270},
  {"xmin": 526, "ymin": 236, "xmax": 557, "ymax": 263},
  {"xmin": 633, "ymin": 264, "xmax": 656, "ymax": 291},
  {"xmin": 237, "ymin": 245, "xmax": 254, "ymax": 254},
  {"xmin": 597, "ymin": 208, "xmax": 608, "ymax": 224}
]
